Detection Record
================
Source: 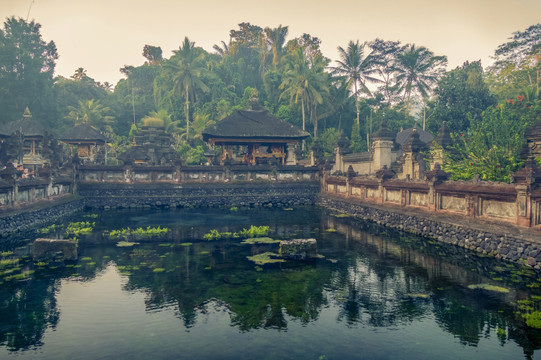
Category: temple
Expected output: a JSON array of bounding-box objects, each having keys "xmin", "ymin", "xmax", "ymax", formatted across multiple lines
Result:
[
  {"xmin": 59, "ymin": 123, "xmax": 108, "ymax": 163},
  {"xmin": 0, "ymin": 108, "xmax": 53, "ymax": 170},
  {"xmin": 202, "ymin": 107, "xmax": 309, "ymax": 166}
]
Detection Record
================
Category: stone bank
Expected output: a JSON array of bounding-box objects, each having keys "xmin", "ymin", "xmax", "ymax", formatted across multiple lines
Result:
[{"xmin": 319, "ymin": 194, "xmax": 541, "ymax": 270}]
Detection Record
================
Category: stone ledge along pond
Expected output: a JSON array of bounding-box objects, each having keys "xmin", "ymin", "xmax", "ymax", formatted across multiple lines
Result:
[{"xmin": 0, "ymin": 206, "xmax": 540, "ymax": 359}]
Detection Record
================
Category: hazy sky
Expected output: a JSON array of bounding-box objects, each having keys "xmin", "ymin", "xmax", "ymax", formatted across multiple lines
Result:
[{"xmin": 1, "ymin": 0, "xmax": 541, "ymax": 85}]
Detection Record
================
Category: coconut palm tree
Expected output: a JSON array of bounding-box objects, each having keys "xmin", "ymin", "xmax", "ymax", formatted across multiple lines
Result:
[
  {"xmin": 393, "ymin": 44, "xmax": 447, "ymax": 108},
  {"xmin": 164, "ymin": 37, "xmax": 209, "ymax": 139},
  {"xmin": 280, "ymin": 48, "xmax": 328, "ymax": 141},
  {"xmin": 330, "ymin": 41, "xmax": 380, "ymax": 127},
  {"xmin": 71, "ymin": 67, "xmax": 87, "ymax": 81},
  {"xmin": 65, "ymin": 99, "xmax": 113, "ymax": 129},
  {"xmin": 264, "ymin": 25, "xmax": 289, "ymax": 67},
  {"xmin": 212, "ymin": 40, "xmax": 230, "ymax": 58}
]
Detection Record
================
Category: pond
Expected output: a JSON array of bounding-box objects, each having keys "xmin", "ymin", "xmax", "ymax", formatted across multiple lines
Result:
[{"xmin": 0, "ymin": 207, "xmax": 540, "ymax": 359}]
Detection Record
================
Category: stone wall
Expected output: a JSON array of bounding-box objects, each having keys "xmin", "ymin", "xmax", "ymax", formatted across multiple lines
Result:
[
  {"xmin": 78, "ymin": 164, "xmax": 319, "ymax": 184},
  {"xmin": 319, "ymin": 194, "xmax": 541, "ymax": 270},
  {"xmin": 324, "ymin": 170, "xmax": 541, "ymax": 228},
  {"xmin": 0, "ymin": 196, "xmax": 84, "ymax": 240},
  {"xmin": 79, "ymin": 181, "xmax": 320, "ymax": 209}
]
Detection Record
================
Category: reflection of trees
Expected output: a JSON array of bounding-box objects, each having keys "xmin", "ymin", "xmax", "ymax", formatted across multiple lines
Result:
[
  {"xmin": 0, "ymin": 279, "xmax": 59, "ymax": 351},
  {"xmin": 118, "ymin": 242, "xmax": 332, "ymax": 331},
  {"xmin": 325, "ymin": 213, "xmax": 541, "ymax": 354},
  {"xmin": 0, "ymin": 245, "xmax": 111, "ymax": 352},
  {"xmin": 330, "ymin": 254, "xmax": 431, "ymax": 327}
]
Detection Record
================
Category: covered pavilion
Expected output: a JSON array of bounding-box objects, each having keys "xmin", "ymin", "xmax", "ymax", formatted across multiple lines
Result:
[{"xmin": 202, "ymin": 108, "xmax": 309, "ymax": 165}]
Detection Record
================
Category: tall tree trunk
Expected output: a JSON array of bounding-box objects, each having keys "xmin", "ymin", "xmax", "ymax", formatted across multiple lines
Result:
[
  {"xmin": 301, "ymin": 97, "xmax": 306, "ymax": 150},
  {"xmin": 354, "ymin": 81, "xmax": 360, "ymax": 127},
  {"xmin": 185, "ymin": 87, "xmax": 190, "ymax": 139},
  {"xmin": 312, "ymin": 104, "xmax": 318, "ymax": 139}
]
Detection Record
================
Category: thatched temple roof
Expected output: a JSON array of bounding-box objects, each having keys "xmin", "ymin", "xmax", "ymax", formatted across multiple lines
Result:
[{"xmin": 202, "ymin": 109, "xmax": 309, "ymax": 142}]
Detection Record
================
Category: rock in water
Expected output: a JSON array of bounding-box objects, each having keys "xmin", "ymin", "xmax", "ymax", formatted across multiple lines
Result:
[
  {"xmin": 33, "ymin": 238, "xmax": 78, "ymax": 261},
  {"xmin": 279, "ymin": 238, "xmax": 317, "ymax": 260}
]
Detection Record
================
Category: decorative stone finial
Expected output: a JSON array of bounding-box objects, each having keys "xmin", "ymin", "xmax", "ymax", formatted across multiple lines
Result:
[{"xmin": 23, "ymin": 107, "xmax": 32, "ymax": 118}]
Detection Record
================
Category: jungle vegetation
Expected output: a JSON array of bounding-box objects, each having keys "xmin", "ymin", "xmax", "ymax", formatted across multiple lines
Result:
[{"xmin": 1, "ymin": 18, "xmax": 540, "ymax": 181}]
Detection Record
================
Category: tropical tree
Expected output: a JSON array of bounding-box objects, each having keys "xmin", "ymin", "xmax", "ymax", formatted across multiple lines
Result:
[
  {"xmin": 0, "ymin": 17, "xmax": 58, "ymax": 126},
  {"xmin": 212, "ymin": 40, "xmax": 230, "ymax": 58},
  {"xmin": 71, "ymin": 67, "xmax": 88, "ymax": 80},
  {"xmin": 369, "ymin": 38, "xmax": 402, "ymax": 103},
  {"xmin": 142, "ymin": 45, "xmax": 162, "ymax": 65},
  {"xmin": 492, "ymin": 23, "xmax": 541, "ymax": 71},
  {"xmin": 428, "ymin": 61, "xmax": 495, "ymax": 133},
  {"xmin": 163, "ymin": 37, "xmax": 209, "ymax": 139},
  {"xmin": 441, "ymin": 100, "xmax": 533, "ymax": 182},
  {"xmin": 264, "ymin": 25, "xmax": 289, "ymax": 67},
  {"xmin": 143, "ymin": 109, "xmax": 181, "ymax": 134},
  {"xmin": 489, "ymin": 24, "xmax": 541, "ymax": 101},
  {"xmin": 393, "ymin": 44, "xmax": 447, "ymax": 110},
  {"xmin": 65, "ymin": 99, "xmax": 114, "ymax": 129},
  {"xmin": 330, "ymin": 41, "xmax": 380, "ymax": 127}
]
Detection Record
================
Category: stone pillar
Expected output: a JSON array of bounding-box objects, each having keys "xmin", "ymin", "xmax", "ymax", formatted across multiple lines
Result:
[
  {"xmin": 371, "ymin": 122, "xmax": 395, "ymax": 172},
  {"xmin": 285, "ymin": 143, "xmax": 297, "ymax": 165},
  {"xmin": 425, "ymin": 163, "xmax": 449, "ymax": 212},
  {"xmin": 346, "ymin": 165, "xmax": 356, "ymax": 198},
  {"xmin": 375, "ymin": 166, "xmax": 394, "ymax": 205},
  {"xmin": 373, "ymin": 139, "xmax": 393, "ymax": 171},
  {"xmin": 334, "ymin": 145, "xmax": 343, "ymax": 173},
  {"xmin": 511, "ymin": 157, "xmax": 540, "ymax": 227}
]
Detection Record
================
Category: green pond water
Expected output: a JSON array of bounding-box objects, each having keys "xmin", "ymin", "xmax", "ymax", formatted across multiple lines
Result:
[{"xmin": 0, "ymin": 207, "xmax": 541, "ymax": 359}]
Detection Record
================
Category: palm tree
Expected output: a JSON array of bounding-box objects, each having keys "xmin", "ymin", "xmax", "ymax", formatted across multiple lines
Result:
[
  {"xmin": 264, "ymin": 25, "xmax": 289, "ymax": 67},
  {"xmin": 71, "ymin": 67, "xmax": 87, "ymax": 80},
  {"xmin": 143, "ymin": 109, "xmax": 181, "ymax": 134},
  {"xmin": 330, "ymin": 41, "xmax": 380, "ymax": 127},
  {"xmin": 212, "ymin": 40, "xmax": 230, "ymax": 58},
  {"xmin": 393, "ymin": 44, "xmax": 447, "ymax": 109},
  {"xmin": 65, "ymin": 99, "xmax": 113, "ymax": 129},
  {"xmin": 280, "ymin": 49, "xmax": 327, "ymax": 141},
  {"xmin": 164, "ymin": 37, "xmax": 209, "ymax": 139}
]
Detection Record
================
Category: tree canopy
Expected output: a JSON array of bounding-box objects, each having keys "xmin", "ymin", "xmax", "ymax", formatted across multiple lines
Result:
[{"xmin": 0, "ymin": 17, "xmax": 540, "ymax": 180}]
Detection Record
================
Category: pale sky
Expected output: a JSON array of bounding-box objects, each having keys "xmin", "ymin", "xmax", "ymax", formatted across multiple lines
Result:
[{"xmin": 1, "ymin": 0, "xmax": 541, "ymax": 85}]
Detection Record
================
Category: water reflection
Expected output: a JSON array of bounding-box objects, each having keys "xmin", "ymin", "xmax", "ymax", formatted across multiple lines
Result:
[{"xmin": 0, "ymin": 207, "xmax": 540, "ymax": 359}]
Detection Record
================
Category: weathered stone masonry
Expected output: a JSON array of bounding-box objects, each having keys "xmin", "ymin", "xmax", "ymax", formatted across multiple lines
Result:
[
  {"xmin": 319, "ymin": 194, "xmax": 541, "ymax": 270},
  {"xmin": 79, "ymin": 182, "xmax": 319, "ymax": 209}
]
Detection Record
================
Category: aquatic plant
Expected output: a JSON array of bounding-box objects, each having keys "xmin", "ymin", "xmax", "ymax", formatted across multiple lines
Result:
[
  {"xmin": 241, "ymin": 237, "xmax": 280, "ymax": 245},
  {"xmin": 203, "ymin": 229, "xmax": 222, "ymax": 240},
  {"xmin": 66, "ymin": 221, "xmax": 95, "ymax": 237},
  {"xmin": 37, "ymin": 224, "xmax": 61, "ymax": 235},
  {"xmin": 238, "ymin": 225, "xmax": 269, "ymax": 238},
  {"xmin": 331, "ymin": 213, "xmax": 350, "ymax": 218},
  {"xmin": 524, "ymin": 311, "xmax": 541, "ymax": 329},
  {"xmin": 467, "ymin": 284, "xmax": 509, "ymax": 293},
  {"xmin": 246, "ymin": 252, "xmax": 285, "ymax": 265},
  {"xmin": 117, "ymin": 241, "xmax": 139, "ymax": 247},
  {"xmin": 108, "ymin": 226, "xmax": 168, "ymax": 240},
  {"xmin": 132, "ymin": 226, "xmax": 169, "ymax": 238}
]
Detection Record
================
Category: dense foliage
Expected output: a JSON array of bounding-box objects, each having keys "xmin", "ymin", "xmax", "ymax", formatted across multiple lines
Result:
[{"xmin": 0, "ymin": 17, "xmax": 540, "ymax": 180}]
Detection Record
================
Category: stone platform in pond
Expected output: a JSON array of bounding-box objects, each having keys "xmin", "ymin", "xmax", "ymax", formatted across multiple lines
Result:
[
  {"xmin": 279, "ymin": 238, "xmax": 318, "ymax": 260},
  {"xmin": 33, "ymin": 238, "xmax": 78, "ymax": 261}
]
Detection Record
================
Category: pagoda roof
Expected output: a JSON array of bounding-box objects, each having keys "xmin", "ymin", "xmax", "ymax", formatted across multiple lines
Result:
[
  {"xmin": 202, "ymin": 109, "xmax": 309, "ymax": 142},
  {"xmin": 0, "ymin": 114, "xmax": 52, "ymax": 138},
  {"xmin": 59, "ymin": 124, "xmax": 108, "ymax": 143},
  {"xmin": 395, "ymin": 125, "xmax": 434, "ymax": 145}
]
